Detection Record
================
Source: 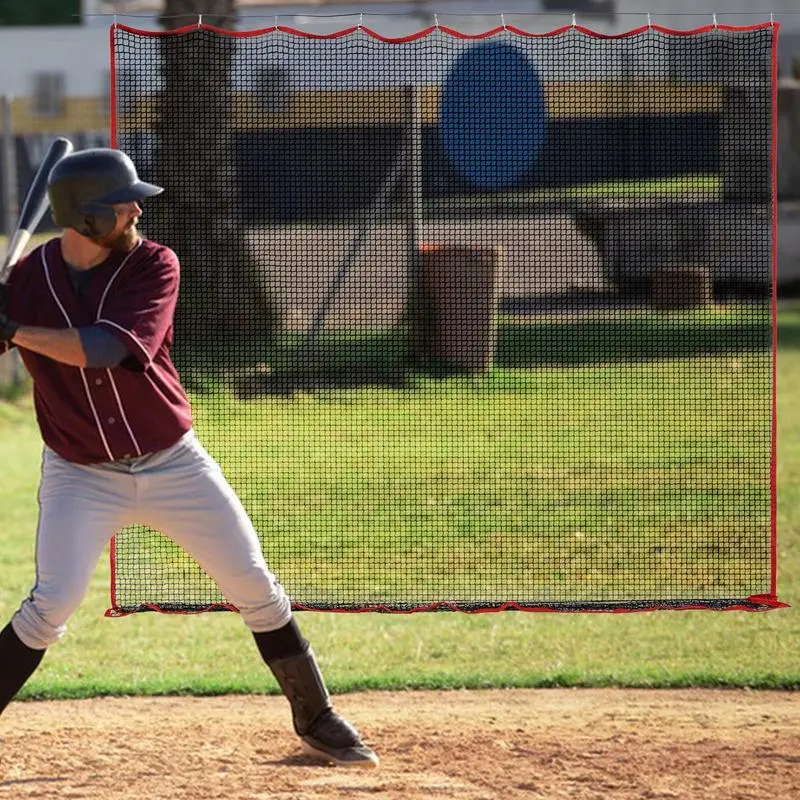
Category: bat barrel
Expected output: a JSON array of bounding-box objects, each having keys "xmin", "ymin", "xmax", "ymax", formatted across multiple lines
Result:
[{"xmin": 0, "ymin": 136, "xmax": 73, "ymax": 284}]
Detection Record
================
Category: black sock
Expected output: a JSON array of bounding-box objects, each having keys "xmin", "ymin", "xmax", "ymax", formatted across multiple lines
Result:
[
  {"xmin": 0, "ymin": 622, "xmax": 46, "ymax": 715},
  {"xmin": 252, "ymin": 618, "xmax": 308, "ymax": 664}
]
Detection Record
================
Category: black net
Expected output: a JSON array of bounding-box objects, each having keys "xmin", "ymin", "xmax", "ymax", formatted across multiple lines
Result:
[{"xmin": 108, "ymin": 23, "xmax": 778, "ymax": 615}]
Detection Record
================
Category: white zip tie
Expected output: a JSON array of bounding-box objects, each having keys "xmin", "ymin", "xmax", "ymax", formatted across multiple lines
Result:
[
  {"xmin": 572, "ymin": 13, "xmax": 577, "ymax": 28},
  {"xmin": 712, "ymin": 13, "xmax": 718, "ymax": 29},
  {"xmin": 434, "ymin": 14, "xmax": 439, "ymax": 30},
  {"xmin": 501, "ymin": 14, "xmax": 507, "ymax": 31},
  {"xmin": 197, "ymin": 14, "xmax": 202, "ymax": 28},
  {"xmin": 358, "ymin": 12, "xmax": 363, "ymax": 30},
  {"xmin": 647, "ymin": 13, "xmax": 652, "ymax": 29},
  {"xmin": 274, "ymin": 15, "xmax": 278, "ymax": 31}
]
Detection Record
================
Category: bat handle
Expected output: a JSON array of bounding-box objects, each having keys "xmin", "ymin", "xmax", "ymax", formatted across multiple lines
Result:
[{"xmin": 0, "ymin": 229, "xmax": 31, "ymax": 285}]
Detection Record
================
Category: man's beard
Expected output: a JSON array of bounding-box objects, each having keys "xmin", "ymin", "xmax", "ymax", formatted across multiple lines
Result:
[{"xmin": 92, "ymin": 223, "xmax": 140, "ymax": 253}]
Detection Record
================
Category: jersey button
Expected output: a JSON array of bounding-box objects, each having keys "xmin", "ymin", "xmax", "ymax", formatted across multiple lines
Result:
[
  {"xmin": 107, "ymin": 417, "xmax": 116, "ymax": 425},
  {"xmin": 95, "ymin": 378, "xmax": 103, "ymax": 386}
]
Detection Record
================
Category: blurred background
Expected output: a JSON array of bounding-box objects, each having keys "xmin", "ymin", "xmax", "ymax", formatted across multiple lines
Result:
[{"xmin": 1, "ymin": 0, "xmax": 800, "ymax": 394}]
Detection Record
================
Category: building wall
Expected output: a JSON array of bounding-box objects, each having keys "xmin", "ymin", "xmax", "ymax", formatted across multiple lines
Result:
[
  {"xmin": 0, "ymin": 1, "xmax": 797, "ymax": 229},
  {"xmin": 1, "ymin": 1, "xmax": 799, "ymax": 101}
]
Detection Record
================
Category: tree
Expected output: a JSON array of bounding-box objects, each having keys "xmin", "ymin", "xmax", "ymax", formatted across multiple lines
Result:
[
  {"xmin": 0, "ymin": 0, "xmax": 80, "ymax": 26},
  {"xmin": 148, "ymin": 0, "xmax": 279, "ymax": 343}
]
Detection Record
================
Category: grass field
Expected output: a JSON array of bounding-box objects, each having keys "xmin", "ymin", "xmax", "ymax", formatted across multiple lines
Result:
[
  {"xmin": 425, "ymin": 174, "xmax": 720, "ymax": 216},
  {"xmin": 0, "ymin": 302, "xmax": 796, "ymax": 698},
  {"xmin": 117, "ymin": 304, "xmax": 773, "ymax": 612}
]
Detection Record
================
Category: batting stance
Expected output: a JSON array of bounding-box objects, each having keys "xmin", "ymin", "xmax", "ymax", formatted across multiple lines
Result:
[{"xmin": 0, "ymin": 148, "xmax": 378, "ymax": 768}]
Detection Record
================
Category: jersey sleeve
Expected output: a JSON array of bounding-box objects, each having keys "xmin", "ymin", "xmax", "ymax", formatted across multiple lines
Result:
[
  {"xmin": 78, "ymin": 326, "xmax": 130, "ymax": 368},
  {"xmin": 94, "ymin": 246, "xmax": 180, "ymax": 370}
]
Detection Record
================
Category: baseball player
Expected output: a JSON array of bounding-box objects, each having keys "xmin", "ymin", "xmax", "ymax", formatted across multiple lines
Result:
[{"xmin": 0, "ymin": 148, "xmax": 378, "ymax": 768}]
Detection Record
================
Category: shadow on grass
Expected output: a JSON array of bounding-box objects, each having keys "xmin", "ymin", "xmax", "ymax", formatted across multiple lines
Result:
[
  {"xmin": 174, "ymin": 303, "xmax": 771, "ymax": 398},
  {"xmin": 175, "ymin": 329, "xmax": 413, "ymax": 398},
  {"xmin": 498, "ymin": 312, "xmax": 770, "ymax": 368},
  {"xmin": 777, "ymin": 320, "xmax": 800, "ymax": 350},
  {"xmin": 776, "ymin": 297, "xmax": 800, "ymax": 349}
]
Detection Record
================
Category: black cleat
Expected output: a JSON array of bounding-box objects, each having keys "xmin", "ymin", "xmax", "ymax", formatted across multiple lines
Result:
[
  {"xmin": 263, "ymin": 644, "xmax": 379, "ymax": 768},
  {"xmin": 300, "ymin": 709, "xmax": 379, "ymax": 768}
]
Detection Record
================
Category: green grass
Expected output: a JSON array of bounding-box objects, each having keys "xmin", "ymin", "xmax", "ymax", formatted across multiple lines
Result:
[
  {"xmin": 143, "ymin": 304, "xmax": 772, "ymax": 609},
  {"xmin": 0, "ymin": 303, "xmax": 796, "ymax": 699},
  {"xmin": 424, "ymin": 175, "xmax": 720, "ymax": 216},
  {"xmin": 0, "ymin": 231, "xmax": 54, "ymax": 253}
]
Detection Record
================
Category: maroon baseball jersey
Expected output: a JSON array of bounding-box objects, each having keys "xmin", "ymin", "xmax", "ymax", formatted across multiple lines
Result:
[{"xmin": 1, "ymin": 238, "xmax": 192, "ymax": 464}]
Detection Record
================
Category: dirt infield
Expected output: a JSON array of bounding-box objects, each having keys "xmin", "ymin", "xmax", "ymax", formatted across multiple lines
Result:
[{"xmin": 1, "ymin": 689, "xmax": 798, "ymax": 799}]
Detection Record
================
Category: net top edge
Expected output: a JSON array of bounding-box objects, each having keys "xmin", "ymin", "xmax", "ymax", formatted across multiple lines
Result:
[{"xmin": 111, "ymin": 20, "xmax": 779, "ymax": 43}]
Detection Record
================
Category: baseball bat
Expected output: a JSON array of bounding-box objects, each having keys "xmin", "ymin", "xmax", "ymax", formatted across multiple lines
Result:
[{"xmin": 0, "ymin": 136, "xmax": 74, "ymax": 284}]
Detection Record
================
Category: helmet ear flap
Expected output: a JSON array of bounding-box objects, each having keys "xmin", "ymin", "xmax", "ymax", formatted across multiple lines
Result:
[{"xmin": 75, "ymin": 203, "xmax": 117, "ymax": 238}]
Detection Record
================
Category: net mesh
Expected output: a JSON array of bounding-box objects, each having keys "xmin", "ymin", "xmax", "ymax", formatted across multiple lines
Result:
[{"xmin": 109, "ymin": 23, "xmax": 778, "ymax": 614}]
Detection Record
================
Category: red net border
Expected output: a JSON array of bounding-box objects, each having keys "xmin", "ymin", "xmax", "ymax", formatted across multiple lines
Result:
[
  {"xmin": 106, "ymin": 20, "xmax": 786, "ymax": 617},
  {"xmin": 109, "ymin": 19, "xmax": 777, "ymax": 42}
]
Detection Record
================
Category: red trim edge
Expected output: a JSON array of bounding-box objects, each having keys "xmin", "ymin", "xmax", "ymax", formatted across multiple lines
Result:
[
  {"xmin": 770, "ymin": 22, "xmax": 780, "ymax": 603},
  {"xmin": 745, "ymin": 594, "xmax": 790, "ymax": 609},
  {"xmin": 105, "ymin": 18, "xmax": 786, "ymax": 619},
  {"xmin": 108, "ymin": 535, "xmax": 119, "ymax": 612},
  {"xmin": 105, "ymin": 596, "xmax": 790, "ymax": 617},
  {"xmin": 110, "ymin": 20, "xmax": 777, "ymax": 42},
  {"xmin": 105, "ymin": 600, "xmax": 239, "ymax": 618},
  {"xmin": 107, "ymin": 24, "xmax": 118, "ymax": 616},
  {"xmin": 109, "ymin": 24, "xmax": 118, "ymax": 148}
]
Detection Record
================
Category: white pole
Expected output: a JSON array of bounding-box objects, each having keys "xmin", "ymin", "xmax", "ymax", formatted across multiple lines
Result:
[
  {"xmin": 403, "ymin": 84, "xmax": 425, "ymax": 361},
  {"xmin": 0, "ymin": 95, "xmax": 25, "ymax": 390},
  {"xmin": 405, "ymin": 84, "xmax": 423, "ymax": 282},
  {"xmin": 1, "ymin": 95, "xmax": 18, "ymax": 240}
]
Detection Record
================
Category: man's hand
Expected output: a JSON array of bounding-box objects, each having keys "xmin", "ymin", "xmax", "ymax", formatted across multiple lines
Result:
[{"xmin": 0, "ymin": 312, "xmax": 19, "ymax": 342}]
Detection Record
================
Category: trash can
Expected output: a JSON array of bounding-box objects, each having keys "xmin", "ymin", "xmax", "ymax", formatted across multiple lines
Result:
[
  {"xmin": 651, "ymin": 266, "xmax": 713, "ymax": 309},
  {"xmin": 412, "ymin": 244, "xmax": 503, "ymax": 373}
]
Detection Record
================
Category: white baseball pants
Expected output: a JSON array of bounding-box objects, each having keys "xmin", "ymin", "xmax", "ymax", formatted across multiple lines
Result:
[{"xmin": 12, "ymin": 430, "xmax": 292, "ymax": 650}]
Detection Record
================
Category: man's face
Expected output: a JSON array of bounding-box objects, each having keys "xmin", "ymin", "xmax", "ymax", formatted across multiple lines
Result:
[{"xmin": 92, "ymin": 201, "xmax": 142, "ymax": 252}]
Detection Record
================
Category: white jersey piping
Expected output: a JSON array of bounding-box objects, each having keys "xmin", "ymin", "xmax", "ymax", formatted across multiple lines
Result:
[
  {"xmin": 42, "ymin": 242, "xmax": 115, "ymax": 462},
  {"xmin": 106, "ymin": 367, "xmax": 143, "ymax": 457},
  {"xmin": 95, "ymin": 317, "xmax": 152, "ymax": 367},
  {"xmin": 93, "ymin": 239, "xmax": 149, "ymax": 459},
  {"xmin": 96, "ymin": 238, "xmax": 142, "ymax": 318}
]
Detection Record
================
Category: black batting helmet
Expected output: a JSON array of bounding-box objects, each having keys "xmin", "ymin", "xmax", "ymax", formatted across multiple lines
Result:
[{"xmin": 47, "ymin": 148, "xmax": 163, "ymax": 238}]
